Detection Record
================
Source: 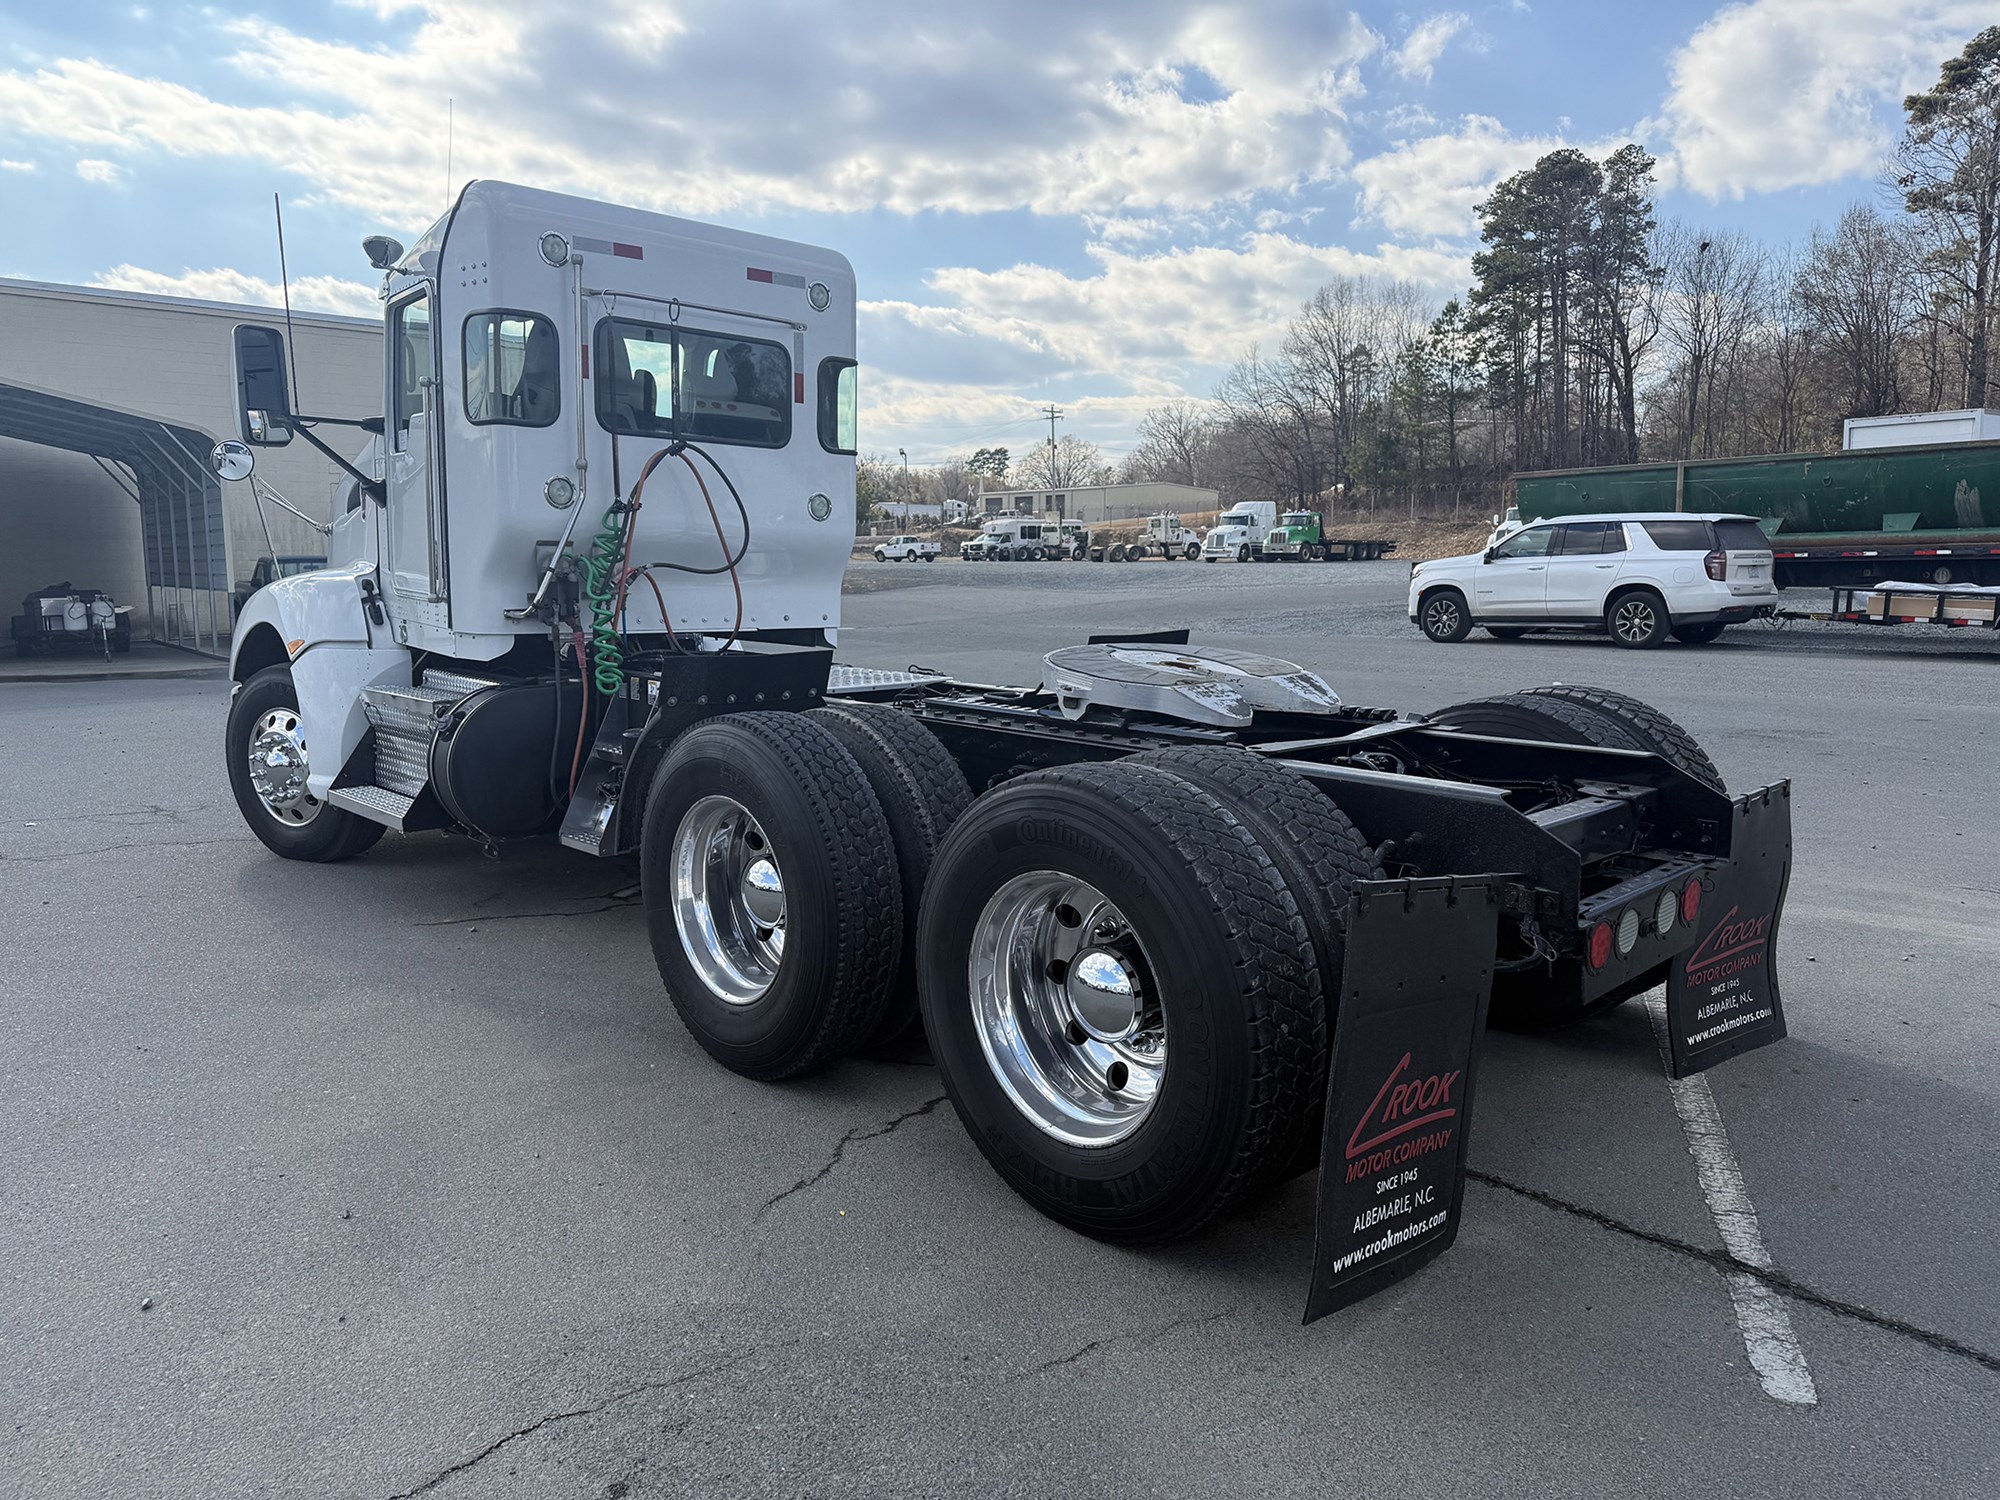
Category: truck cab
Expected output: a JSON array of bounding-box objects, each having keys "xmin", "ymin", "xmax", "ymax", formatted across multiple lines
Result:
[
  {"xmin": 219, "ymin": 180, "xmax": 857, "ymax": 846},
  {"xmin": 1201, "ymin": 501, "xmax": 1278, "ymax": 561},
  {"xmin": 1263, "ymin": 510, "xmax": 1324, "ymax": 561}
]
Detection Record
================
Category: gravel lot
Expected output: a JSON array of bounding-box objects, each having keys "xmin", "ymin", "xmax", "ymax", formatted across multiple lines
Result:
[{"xmin": 3, "ymin": 558, "xmax": 1996, "ymax": 1499}]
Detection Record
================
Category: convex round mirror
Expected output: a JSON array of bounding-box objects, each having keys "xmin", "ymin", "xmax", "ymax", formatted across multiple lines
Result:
[{"xmin": 210, "ymin": 439, "xmax": 255, "ymax": 482}]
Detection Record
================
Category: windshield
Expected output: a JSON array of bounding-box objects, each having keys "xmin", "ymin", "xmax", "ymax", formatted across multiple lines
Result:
[
  {"xmin": 1218, "ymin": 513, "xmax": 1253, "ymax": 526},
  {"xmin": 1282, "ymin": 513, "xmax": 1312, "ymax": 526}
]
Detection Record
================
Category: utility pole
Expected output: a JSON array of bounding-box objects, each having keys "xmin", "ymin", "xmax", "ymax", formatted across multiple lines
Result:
[
  {"xmin": 1042, "ymin": 404, "xmax": 1063, "ymax": 481},
  {"xmin": 898, "ymin": 447, "xmax": 910, "ymax": 531}
]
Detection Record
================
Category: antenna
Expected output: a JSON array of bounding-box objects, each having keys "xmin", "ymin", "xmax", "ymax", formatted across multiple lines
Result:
[{"xmin": 273, "ymin": 193, "xmax": 302, "ymax": 412}]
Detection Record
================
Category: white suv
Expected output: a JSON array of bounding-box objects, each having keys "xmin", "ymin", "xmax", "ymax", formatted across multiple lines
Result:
[{"xmin": 1409, "ymin": 512, "xmax": 1777, "ymax": 648}]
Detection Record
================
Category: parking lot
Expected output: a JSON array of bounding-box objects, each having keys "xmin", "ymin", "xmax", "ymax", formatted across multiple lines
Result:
[{"xmin": 4, "ymin": 558, "xmax": 1997, "ymax": 1499}]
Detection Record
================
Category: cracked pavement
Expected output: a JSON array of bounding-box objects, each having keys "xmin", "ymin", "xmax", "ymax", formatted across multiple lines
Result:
[{"xmin": 3, "ymin": 574, "xmax": 1998, "ymax": 1499}]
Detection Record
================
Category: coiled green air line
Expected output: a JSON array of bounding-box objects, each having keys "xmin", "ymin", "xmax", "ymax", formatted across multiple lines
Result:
[{"xmin": 579, "ymin": 502, "xmax": 628, "ymax": 695}]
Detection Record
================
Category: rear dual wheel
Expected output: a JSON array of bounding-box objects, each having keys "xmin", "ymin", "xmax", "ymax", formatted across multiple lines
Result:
[{"xmin": 920, "ymin": 753, "xmax": 1371, "ymax": 1241}]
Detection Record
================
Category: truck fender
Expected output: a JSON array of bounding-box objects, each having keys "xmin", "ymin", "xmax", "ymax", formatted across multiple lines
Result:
[{"xmin": 229, "ymin": 565, "xmax": 410, "ymax": 798}]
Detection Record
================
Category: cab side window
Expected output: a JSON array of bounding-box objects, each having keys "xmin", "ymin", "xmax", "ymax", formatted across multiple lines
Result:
[
  {"xmin": 390, "ymin": 293, "xmax": 432, "ymax": 449},
  {"xmin": 464, "ymin": 311, "xmax": 561, "ymax": 427},
  {"xmin": 1492, "ymin": 526, "xmax": 1554, "ymax": 560}
]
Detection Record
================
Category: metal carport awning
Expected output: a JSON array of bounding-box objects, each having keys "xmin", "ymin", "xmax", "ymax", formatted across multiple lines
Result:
[{"xmin": 0, "ymin": 379, "xmax": 228, "ymax": 655}]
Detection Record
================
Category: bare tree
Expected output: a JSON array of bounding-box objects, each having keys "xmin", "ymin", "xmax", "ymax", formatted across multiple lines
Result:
[
  {"xmin": 1123, "ymin": 400, "xmax": 1219, "ymax": 486},
  {"xmin": 1655, "ymin": 224, "xmax": 1766, "ymax": 457},
  {"xmin": 1796, "ymin": 207, "xmax": 1918, "ymax": 419},
  {"xmin": 1015, "ymin": 434, "xmax": 1111, "ymax": 489}
]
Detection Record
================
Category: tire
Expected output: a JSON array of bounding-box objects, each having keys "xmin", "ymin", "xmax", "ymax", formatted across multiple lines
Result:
[
  {"xmin": 1418, "ymin": 588, "xmax": 1473, "ymax": 643},
  {"xmin": 1183, "ymin": 543, "xmax": 1199, "ymax": 560},
  {"xmin": 922, "ymin": 554, "xmax": 935, "ymax": 563},
  {"xmin": 225, "ymin": 666, "xmax": 386, "ymax": 862},
  {"xmin": 1128, "ymin": 746, "xmax": 1379, "ymax": 1178},
  {"xmin": 1108, "ymin": 543, "xmax": 1126, "ymax": 562},
  {"xmin": 918, "ymin": 761, "xmax": 1320, "ymax": 1243},
  {"xmin": 1672, "ymin": 622, "xmax": 1724, "ymax": 644},
  {"xmin": 640, "ymin": 712, "xmax": 901, "ymax": 1080},
  {"xmin": 1512, "ymin": 684, "xmax": 1725, "ymax": 793},
  {"xmin": 1484, "ymin": 626, "xmax": 1530, "ymax": 640},
  {"xmin": 808, "ymin": 702, "xmax": 972, "ymax": 1049},
  {"xmin": 1072, "ymin": 544, "xmax": 1087, "ymax": 561},
  {"xmin": 1607, "ymin": 588, "xmax": 1670, "ymax": 648},
  {"xmin": 1126, "ymin": 545, "xmax": 1142, "ymax": 561},
  {"xmin": 1236, "ymin": 545, "xmax": 1250, "ymax": 563}
]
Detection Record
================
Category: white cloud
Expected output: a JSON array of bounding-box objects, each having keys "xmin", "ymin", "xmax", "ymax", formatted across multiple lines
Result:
[
  {"xmin": 862, "ymin": 231, "xmax": 1469, "ymax": 411},
  {"xmin": 0, "ymin": 158, "xmax": 34, "ymax": 172},
  {"xmin": 1658, "ymin": 0, "xmax": 1992, "ymax": 199},
  {"xmin": 90, "ymin": 263, "xmax": 381, "ymax": 318},
  {"xmin": 1392, "ymin": 12, "xmax": 1469, "ymax": 81},
  {"xmin": 1351, "ymin": 115, "xmax": 1563, "ymax": 238},
  {"xmin": 0, "ymin": 1, "xmax": 1382, "ymax": 229},
  {"xmin": 74, "ymin": 158, "xmax": 120, "ymax": 184}
]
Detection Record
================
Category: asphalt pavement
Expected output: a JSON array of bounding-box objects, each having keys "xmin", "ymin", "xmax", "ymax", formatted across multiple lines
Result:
[{"xmin": 2, "ymin": 559, "xmax": 1995, "ymax": 1499}]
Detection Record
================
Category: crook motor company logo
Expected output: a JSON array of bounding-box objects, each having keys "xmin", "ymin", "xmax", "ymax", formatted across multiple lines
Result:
[
  {"xmin": 1683, "ymin": 903, "xmax": 1774, "ymax": 987},
  {"xmin": 1341, "ymin": 1051, "xmax": 1463, "ymax": 1185}
]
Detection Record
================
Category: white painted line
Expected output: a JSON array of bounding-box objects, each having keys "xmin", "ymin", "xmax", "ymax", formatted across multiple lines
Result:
[{"xmin": 1645, "ymin": 996, "xmax": 1819, "ymax": 1406}]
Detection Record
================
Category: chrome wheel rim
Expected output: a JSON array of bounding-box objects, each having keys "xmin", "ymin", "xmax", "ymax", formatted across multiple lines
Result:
[
  {"xmin": 1424, "ymin": 596, "xmax": 1460, "ymax": 637},
  {"xmin": 672, "ymin": 795, "xmax": 787, "ymax": 1004},
  {"xmin": 1614, "ymin": 598, "xmax": 1658, "ymax": 643},
  {"xmin": 968, "ymin": 871, "xmax": 1166, "ymax": 1147},
  {"xmin": 247, "ymin": 707, "xmax": 322, "ymax": 825}
]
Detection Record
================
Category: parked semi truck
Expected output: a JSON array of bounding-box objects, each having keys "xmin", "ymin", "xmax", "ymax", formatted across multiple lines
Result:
[
  {"xmin": 215, "ymin": 181, "xmax": 1798, "ymax": 1319},
  {"xmin": 1102, "ymin": 513, "xmax": 1202, "ymax": 560},
  {"xmin": 1512, "ymin": 440, "xmax": 2000, "ymax": 589}
]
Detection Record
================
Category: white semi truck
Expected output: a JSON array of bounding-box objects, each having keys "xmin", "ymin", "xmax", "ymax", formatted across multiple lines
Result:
[
  {"xmin": 217, "ymin": 181, "xmax": 1799, "ymax": 1319},
  {"xmin": 1200, "ymin": 500, "xmax": 1278, "ymax": 561}
]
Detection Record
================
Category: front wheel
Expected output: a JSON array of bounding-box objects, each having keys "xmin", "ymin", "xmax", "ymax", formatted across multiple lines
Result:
[
  {"xmin": 1236, "ymin": 544, "xmax": 1250, "ymax": 563},
  {"xmin": 225, "ymin": 666, "xmax": 385, "ymax": 862},
  {"xmin": 1608, "ymin": 590, "xmax": 1671, "ymax": 648},
  {"xmin": 1183, "ymin": 543, "xmax": 1199, "ymax": 560},
  {"xmin": 1419, "ymin": 589, "xmax": 1473, "ymax": 643}
]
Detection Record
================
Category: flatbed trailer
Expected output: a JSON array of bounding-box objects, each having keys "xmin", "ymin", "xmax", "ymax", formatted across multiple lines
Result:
[
  {"xmin": 213, "ymin": 181, "xmax": 1799, "ymax": 1323},
  {"xmin": 1779, "ymin": 581, "xmax": 2000, "ymax": 629}
]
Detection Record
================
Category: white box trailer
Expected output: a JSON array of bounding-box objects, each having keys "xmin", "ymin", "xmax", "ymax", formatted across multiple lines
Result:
[
  {"xmin": 1843, "ymin": 409, "xmax": 2000, "ymax": 450},
  {"xmin": 213, "ymin": 180, "xmax": 1800, "ymax": 1320}
]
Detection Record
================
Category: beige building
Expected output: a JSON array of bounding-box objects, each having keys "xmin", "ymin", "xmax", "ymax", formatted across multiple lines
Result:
[
  {"xmin": 977, "ymin": 480, "xmax": 1219, "ymax": 525},
  {"xmin": 0, "ymin": 279, "xmax": 380, "ymax": 653}
]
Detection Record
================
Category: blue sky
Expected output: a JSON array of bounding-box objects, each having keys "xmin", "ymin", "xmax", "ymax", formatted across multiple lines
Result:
[{"xmin": 0, "ymin": 0, "xmax": 1986, "ymax": 464}]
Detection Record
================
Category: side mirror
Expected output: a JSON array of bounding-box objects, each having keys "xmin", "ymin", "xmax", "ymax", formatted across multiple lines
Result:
[
  {"xmin": 232, "ymin": 324, "xmax": 295, "ymax": 446},
  {"xmin": 1483, "ymin": 548, "xmax": 1498, "ymax": 563},
  {"xmin": 210, "ymin": 439, "xmax": 255, "ymax": 482}
]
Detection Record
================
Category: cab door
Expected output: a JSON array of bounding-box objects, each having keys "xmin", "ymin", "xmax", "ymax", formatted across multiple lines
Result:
[
  {"xmin": 1543, "ymin": 521, "xmax": 1626, "ymax": 616},
  {"xmin": 385, "ymin": 287, "xmax": 443, "ymax": 600},
  {"xmin": 1474, "ymin": 524, "xmax": 1554, "ymax": 616}
]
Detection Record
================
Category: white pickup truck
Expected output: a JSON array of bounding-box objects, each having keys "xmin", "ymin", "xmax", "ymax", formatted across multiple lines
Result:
[{"xmin": 872, "ymin": 535, "xmax": 940, "ymax": 562}]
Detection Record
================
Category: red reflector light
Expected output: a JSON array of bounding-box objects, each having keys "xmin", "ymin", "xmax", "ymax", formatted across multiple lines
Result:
[
  {"xmin": 1681, "ymin": 880, "xmax": 1702, "ymax": 926},
  {"xmin": 1588, "ymin": 922, "xmax": 1614, "ymax": 971},
  {"xmin": 795, "ymin": 372, "xmax": 806, "ymax": 404},
  {"xmin": 1704, "ymin": 549, "xmax": 1727, "ymax": 581}
]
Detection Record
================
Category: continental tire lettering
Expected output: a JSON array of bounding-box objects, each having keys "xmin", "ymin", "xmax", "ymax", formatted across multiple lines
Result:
[{"xmin": 998, "ymin": 817, "xmax": 1147, "ymax": 894}]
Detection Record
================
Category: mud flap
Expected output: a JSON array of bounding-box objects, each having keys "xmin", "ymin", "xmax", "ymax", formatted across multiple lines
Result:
[
  {"xmin": 1305, "ymin": 877, "xmax": 1502, "ymax": 1323},
  {"xmin": 1662, "ymin": 780, "xmax": 1793, "ymax": 1078}
]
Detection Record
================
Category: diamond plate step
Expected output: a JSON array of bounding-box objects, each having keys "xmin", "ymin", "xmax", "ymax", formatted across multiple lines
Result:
[
  {"xmin": 420, "ymin": 669, "xmax": 503, "ymax": 699},
  {"xmin": 328, "ymin": 784, "xmax": 418, "ymax": 829}
]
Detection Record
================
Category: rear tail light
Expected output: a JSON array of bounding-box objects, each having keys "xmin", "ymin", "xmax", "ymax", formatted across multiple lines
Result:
[
  {"xmin": 1681, "ymin": 879, "xmax": 1703, "ymax": 926},
  {"xmin": 1704, "ymin": 549, "xmax": 1727, "ymax": 581},
  {"xmin": 1587, "ymin": 921, "xmax": 1613, "ymax": 971}
]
